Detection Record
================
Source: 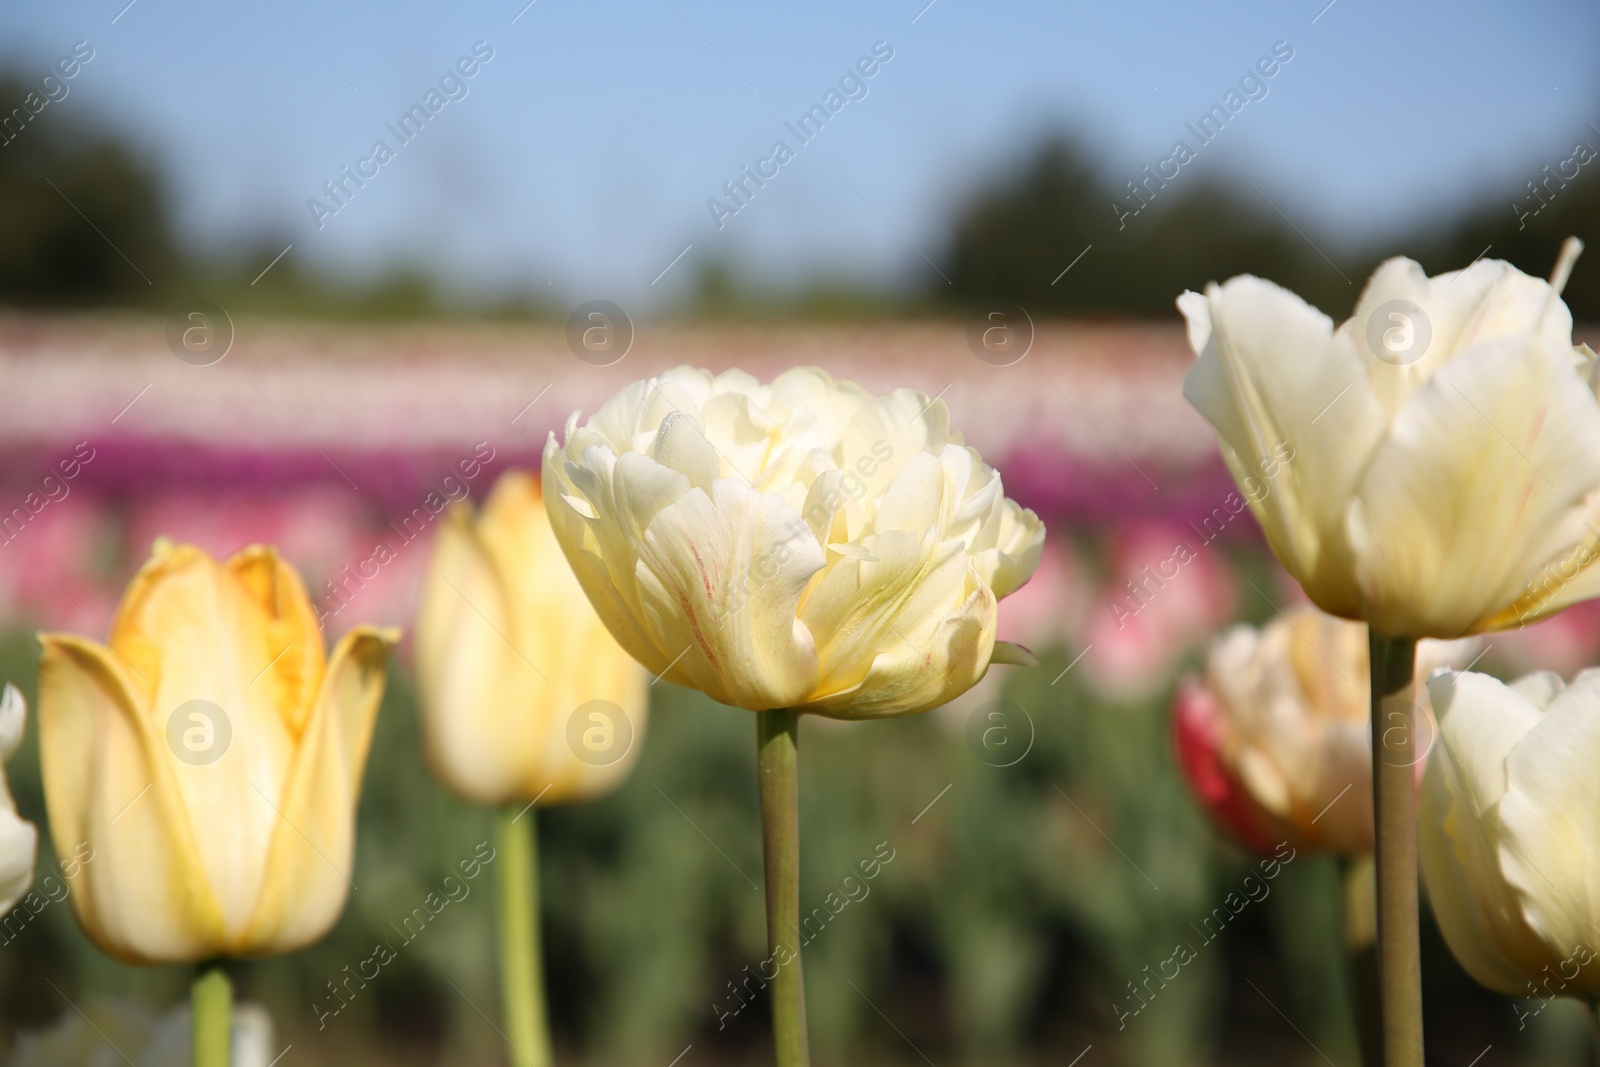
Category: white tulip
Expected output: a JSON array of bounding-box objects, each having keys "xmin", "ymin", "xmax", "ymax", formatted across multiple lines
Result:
[
  {"xmin": 541, "ymin": 366, "xmax": 1045, "ymax": 718},
  {"xmin": 1420, "ymin": 668, "xmax": 1600, "ymax": 1000},
  {"xmin": 0, "ymin": 683, "xmax": 38, "ymax": 915},
  {"xmin": 1179, "ymin": 240, "xmax": 1600, "ymax": 638},
  {"xmin": 1178, "ymin": 605, "xmax": 1475, "ymax": 855}
]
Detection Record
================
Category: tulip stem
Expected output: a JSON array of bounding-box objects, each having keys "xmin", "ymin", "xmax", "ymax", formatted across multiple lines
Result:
[
  {"xmin": 758, "ymin": 708, "xmax": 809, "ymax": 1067},
  {"xmin": 191, "ymin": 963, "xmax": 231, "ymax": 1067},
  {"xmin": 1368, "ymin": 632, "xmax": 1422, "ymax": 1067},
  {"xmin": 495, "ymin": 806, "xmax": 553, "ymax": 1067}
]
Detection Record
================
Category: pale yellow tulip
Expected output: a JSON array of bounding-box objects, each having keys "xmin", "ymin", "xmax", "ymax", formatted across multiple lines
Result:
[
  {"xmin": 1179, "ymin": 241, "xmax": 1600, "ymax": 638},
  {"xmin": 541, "ymin": 366, "xmax": 1045, "ymax": 718},
  {"xmin": 415, "ymin": 470, "xmax": 649, "ymax": 806},
  {"xmin": 1420, "ymin": 668, "xmax": 1600, "ymax": 1001},
  {"xmin": 37, "ymin": 541, "xmax": 394, "ymax": 965}
]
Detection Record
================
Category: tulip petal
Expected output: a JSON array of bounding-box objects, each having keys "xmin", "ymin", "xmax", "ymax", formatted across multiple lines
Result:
[
  {"xmin": 976, "ymin": 499, "xmax": 1046, "ymax": 600},
  {"xmin": 544, "ymin": 444, "xmax": 691, "ymax": 677},
  {"xmin": 420, "ymin": 472, "xmax": 650, "ymax": 807},
  {"xmin": 0, "ymin": 684, "xmax": 36, "ymax": 914},
  {"xmin": 1419, "ymin": 671, "xmax": 1548, "ymax": 995},
  {"xmin": 108, "ymin": 543, "xmax": 302, "ymax": 937},
  {"xmin": 241, "ymin": 627, "xmax": 392, "ymax": 955},
  {"xmin": 800, "ymin": 532, "xmax": 995, "ymax": 718},
  {"xmin": 483, "ymin": 479, "xmax": 649, "ymax": 802},
  {"xmin": 37, "ymin": 634, "xmax": 226, "ymax": 963},
  {"xmin": 416, "ymin": 503, "xmax": 546, "ymax": 806},
  {"xmin": 0, "ymin": 683, "xmax": 24, "ymax": 763},
  {"xmin": 0, "ymin": 809, "xmax": 34, "ymax": 917},
  {"xmin": 1172, "ymin": 677, "xmax": 1286, "ymax": 854},
  {"xmin": 634, "ymin": 477, "xmax": 823, "ymax": 710},
  {"xmin": 1340, "ymin": 256, "xmax": 1570, "ymax": 412},
  {"xmin": 768, "ymin": 366, "xmax": 875, "ymax": 455},
  {"xmin": 225, "ymin": 547, "xmax": 327, "ymax": 734},
  {"xmin": 1347, "ymin": 333, "xmax": 1600, "ymax": 636},
  {"xmin": 1180, "ymin": 279, "xmax": 1389, "ymax": 619},
  {"xmin": 1497, "ymin": 670, "xmax": 1600, "ymax": 977},
  {"xmin": 839, "ymin": 387, "xmax": 953, "ymax": 503}
]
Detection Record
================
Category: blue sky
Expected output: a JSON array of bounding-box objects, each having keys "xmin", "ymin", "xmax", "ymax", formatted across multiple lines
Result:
[{"xmin": 3, "ymin": 0, "xmax": 1595, "ymax": 308}]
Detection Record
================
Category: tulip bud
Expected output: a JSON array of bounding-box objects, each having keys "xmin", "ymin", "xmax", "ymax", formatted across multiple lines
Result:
[
  {"xmin": 1175, "ymin": 603, "xmax": 1473, "ymax": 855},
  {"xmin": 415, "ymin": 470, "xmax": 649, "ymax": 806},
  {"xmin": 37, "ymin": 541, "xmax": 395, "ymax": 964},
  {"xmin": 1420, "ymin": 668, "xmax": 1600, "ymax": 999},
  {"xmin": 0, "ymin": 683, "xmax": 38, "ymax": 914}
]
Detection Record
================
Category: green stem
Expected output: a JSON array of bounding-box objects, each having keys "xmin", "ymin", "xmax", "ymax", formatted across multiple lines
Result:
[
  {"xmin": 1339, "ymin": 854, "xmax": 1382, "ymax": 1067},
  {"xmin": 1368, "ymin": 632, "xmax": 1422, "ymax": 1067},
  {"xmin": 758, "ymin": 708, "xmax": 810, "ymax": 1067},
  {"xmin": 191, "ymin": 963, "xmax": 231, "ymax": 1067},
  {"xmin": 1590, "ymin": 999, "xmax": 1600, "ymax": 1067},
  {"xmin": 495, "ymin": 806, "xmax": 553, "ymax": 1067}
]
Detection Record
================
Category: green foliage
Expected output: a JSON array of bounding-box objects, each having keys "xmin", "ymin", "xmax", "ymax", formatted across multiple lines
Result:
[{"xmin": 0, "ymin": 624, "xmax": 1329, "ymax": 1065}]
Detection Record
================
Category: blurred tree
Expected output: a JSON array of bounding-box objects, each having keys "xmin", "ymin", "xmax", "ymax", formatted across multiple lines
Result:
[
  {"xmin": 939, "ymin": 131, "xmax": 1600, "ymax": 323},
  {"xmin": 0, "ymin": 76, "xmax": 178, "ymax": 307},
  {"xmin": 940, "ymin": 135, "xmax": 1362, "ymax": 319}
]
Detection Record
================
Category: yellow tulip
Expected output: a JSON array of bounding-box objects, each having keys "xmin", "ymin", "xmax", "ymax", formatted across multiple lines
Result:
[
  {"xmin": 1178, "ymin": 241, "xmax": 1600, "ymax": 638},
  {"xmin": 415, "ymin": 470, "xmax": 649, "ymax": 806},
  {"xmin": 541, "ymin": 366, "xmax": 1045, "ymax": 718},
  {"xmin": 1420, "ymin": 668, "xmax": 1600, "ymax": 1001},
  {"xmin": 37, "ymin": 541, "xmax": 395, "ymax": 965}
]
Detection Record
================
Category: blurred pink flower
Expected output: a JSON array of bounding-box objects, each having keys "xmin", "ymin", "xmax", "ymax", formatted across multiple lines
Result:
[
  {"xmin": 1080, "ymin": 521, "xmax": 1238, "ymax": 701},
  {"xmin": 124, "ymin": 490, "xmax": 369, "ymax": 575},
  {"xmin": 0, "ymin": 498, "xmax": 120, "ymax": 631},
  {"xmin": 995, "ymin": 537, "xmax": 1087, "ymax": 653},
  {"xmin": 1485, "ymin": 599, "xmax": 1600, "ymax": 677}
]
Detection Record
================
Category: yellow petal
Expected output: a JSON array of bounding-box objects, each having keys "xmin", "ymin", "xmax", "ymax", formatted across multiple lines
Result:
[
  {"xmin": 37, "ymin": 633, "xmax": 226, "ymax": 964},
  {"xmin": 634, "ymin": 477, "xmax": 823, "ymax": 710},
  {"xmin": 225, "ymin": 545, "xmax": 327, "ymax": 734},
  {"xmin": 479, "ymin": 473, "xmax": 649, "ymax": 803},
  {"xmin": 416, "ymin": 493, "xmax": 547, "ymax": 805},
  {"xmin": 239, "ymin": 626, "xmax": 393, "ymax": 956},
  {"xmin": 542, "ymin": 443, "xmax": 687, "ymax": 677},
  {"xmin": 800, "ymin": 533, "xmax": 996, "ymax": 719},
  {"xmin": 108, "ymin": 543, "xmax": 299, "ymax": 936},
  {"xmin": 1347, "ymin": 333, "xmax": 1600, "ymax": 637}
]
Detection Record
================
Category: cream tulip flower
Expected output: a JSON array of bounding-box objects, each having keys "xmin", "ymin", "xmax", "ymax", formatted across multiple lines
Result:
[
  {"xmin": 1179, "ymin": 240, "xmax": 1600, "ymax": 639},
  {"xmin": 1420, "ymin": 668, "xmax": 1600, "ymax": 1001},
  {"xmin": 37, "ymin": 540, "xmax": 395, "ymax": 965},
  {"xmin": 541, "ymin": 365, "xmax": 1046, "ymax": 718},
  {"xmin": 0, "ymin": 684, "xmax": 39, "ymax": 915},
  {"xmin": 1174, "ymin": 604, "xmax": 1474, "ymax": 855},
  {"xmin": 416, "ymin": 470, "xmax": 649, "ymax": 807}
]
